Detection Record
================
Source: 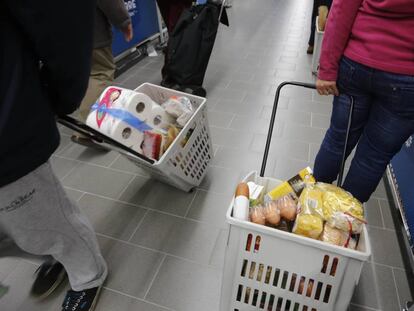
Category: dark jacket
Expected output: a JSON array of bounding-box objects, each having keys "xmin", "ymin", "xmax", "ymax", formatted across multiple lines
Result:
[
  {"xmin": 0, "ymin": 0, "xmax": 96, "ymax": 187},
  {"xmin": 95, "ymin": 0, "xmax": 131, "ymax": 49}
]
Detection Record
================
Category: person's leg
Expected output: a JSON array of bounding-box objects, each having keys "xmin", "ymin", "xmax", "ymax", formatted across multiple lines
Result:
[
  {"xmin": 343, "ymin": 72, "xmax": 414, "ymax": 202},
  {"xmin": 77, "ymin": 47, "xmax": 116, "ymax": 123},
  {"xmin": 313, "ymin": 57, "xmax": 373, "ymax": 183},
  {"xmin": 0, "ymin": 161, "xmax": 107, "ymax": 291}
]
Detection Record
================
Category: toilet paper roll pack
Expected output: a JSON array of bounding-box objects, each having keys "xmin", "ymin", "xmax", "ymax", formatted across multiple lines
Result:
[
  {"xmin": 86, "ymin": 110, "xmax": 145, "ymax": 154},
  {"xmin": 97, "ymin": 86, "xmax": 175, "ymax": 130}
]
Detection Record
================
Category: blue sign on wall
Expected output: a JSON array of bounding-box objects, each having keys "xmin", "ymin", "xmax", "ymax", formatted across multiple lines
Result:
[
  {"xmin": 112, "ymin": 0, "xmax": 160, "ymax": 57},
  {"xmin": 391, "ymin": 135, "xmax": 414, "ymax": 241}
]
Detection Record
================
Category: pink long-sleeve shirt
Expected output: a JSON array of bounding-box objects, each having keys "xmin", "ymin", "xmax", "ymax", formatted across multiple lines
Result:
[{"xmin": 318, "ymin": 0, "xmax": 414, "ymax": 81}]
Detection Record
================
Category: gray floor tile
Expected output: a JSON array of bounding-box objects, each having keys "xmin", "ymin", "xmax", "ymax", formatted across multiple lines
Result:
[
  {"xmin": 261, "ymin": 107, "xmax": 312, "ymax": 127},
  {"xmin": 79, "ymin": 194, "xmax": 147, "ymax": 241},
  {"xmin": 186, "ymin": 189, "xmax": 232, "ymax": 229},
  {"xmin": 367, "ymin": 226, "xmax": 405, "ymax": 268},
  {"xmin": 393, "ymin": 268, "xmax": 414, "ymax": 309},
  {"xmin": 365, "ymin": 198, "xmax": 385, "ymax": 228},
  {"xmin": 198, "ymin": 165, "xmax": 241, "ymax": 194},
  {"xmin": 131, "ymin": 211, "xmax": 221, "ymax": 265},
  {"xmin": 145, "ymin": 256, "xmax": 221, "ymax": 311},
  {"xmin": 54, "ymin": 134, "xmax": 72, "ymax": 155},
  {"xmin": 98, "ymin": 289, "xmax": 171, "ymax": 311},
  {"xmin": 207, "ymin": 110, "xmax": 235, "ymax": 128},
  {"xmin": 209, "ymin": 229, "xmax": 228, "ymax": 268},
  {"xmin": 0, "ymin": 256, "xmax": 20, "ymax": 282},
  {"xmin": 213, "ymin": 99, "xmax": 264, "ymax": 118},
  {"xmin": 50, "ymin": 156, "xmax": 78, "ymax": 180},
  {"xmin": 352, "ymin": 262, "xmax": 400, "ymax": 311},
  {"xmin": 212, "ymin": 147, "xmax": 265, "ymax": 172},
  {"xmin": 64, "ymin": 187, "xmax": 85, "ymax": 202},
  {"xmin": 378, "ymin": 199, "xmax": 396, "ymax": 231},
  {"xmin": 119, "ymin": 176, "xmax": 196, "ymax": 216},
  {"xmin": 209, "ymin": 127, "xmax": 255, "ymax": 150},
  {"xmin": 59, "ymin": 143, "xmax": 119, "ymax": 167},
  {"xmin": 109, "ymin": 155, "xmax": 150, "ymax": 176},
  {"xmin": 229, "ymin": 114, "xmax": 284, "ymax": 135},
  {"xmin": 227, "ymin": 80, "xmax": 271, "ymax": 94},
  {"xmin": 98, "ymin": 236, "xmax": 163, "ymax": 298},
  {"xmin": 62, "ymin": 163, "xmax": 134, "ymax": 199},
  {"xmin": 244, "ymin": 93, "xmax": 289, "ymax": 110},
  {"xmin": 208, "ymin": 88, "xmax": 247, "ymax": 102},
  {"xmin": 349, "ymin": 304, "xmax": 378, "ymax": 311}
]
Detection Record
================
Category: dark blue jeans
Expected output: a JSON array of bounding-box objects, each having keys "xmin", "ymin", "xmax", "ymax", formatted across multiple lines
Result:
[{"xmin": 314, "ymin": 57, "xmax": 414, "ymax": 202}]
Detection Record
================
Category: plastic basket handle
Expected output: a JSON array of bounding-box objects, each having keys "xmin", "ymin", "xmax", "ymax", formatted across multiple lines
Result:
[
  {"xmin": 57, "ymin": 115, "xmax": 155, "ymax": 164},
  {"xmin": 260, "ymin": 81, "xmax": 354, "ymax": 188}
]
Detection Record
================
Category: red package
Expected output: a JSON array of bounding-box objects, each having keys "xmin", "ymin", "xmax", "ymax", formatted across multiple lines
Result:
[{"xmin": 141, "ymin": 131, "xmax": 162, "ymax": 160}]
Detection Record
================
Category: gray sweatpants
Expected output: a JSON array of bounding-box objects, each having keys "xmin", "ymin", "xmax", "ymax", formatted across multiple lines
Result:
[{"xmin": 0, "ymin": 161, "xmax": 107, "ymax": 291}]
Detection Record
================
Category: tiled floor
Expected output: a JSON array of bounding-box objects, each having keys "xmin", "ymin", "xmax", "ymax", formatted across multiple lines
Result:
[{"xmin": 1, "ymin": 0, "xmax": 413, "ymax": 310}]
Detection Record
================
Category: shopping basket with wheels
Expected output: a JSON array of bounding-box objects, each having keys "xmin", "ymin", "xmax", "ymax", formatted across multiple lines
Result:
[
  {"xmin": 220, "ymin": 81, "xmax": 371, "ymax": 311},
  {"xmin": 58, "ymin": 83, "xmax": 213, "ymax": 192}
]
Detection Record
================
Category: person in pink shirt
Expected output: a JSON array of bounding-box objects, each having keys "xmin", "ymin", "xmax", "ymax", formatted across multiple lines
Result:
[{"xmin": 314, "ymin": 0, "xmax": 414, "ymax": 202}]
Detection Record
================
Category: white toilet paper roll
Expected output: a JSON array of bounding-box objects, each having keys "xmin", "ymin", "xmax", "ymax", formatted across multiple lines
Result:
[
  {"xmin": 86, "ymin": 110, "xmax": 144, "ymax": 153},
  {"xmin": 115, "ymin": 92, "xmax": 174, "ymax": 130}
]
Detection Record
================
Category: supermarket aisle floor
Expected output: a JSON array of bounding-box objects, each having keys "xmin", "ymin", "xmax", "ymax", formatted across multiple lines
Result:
[{"xmin": 0, "ymin": 0, "xmax": 413, "ymax": 310}]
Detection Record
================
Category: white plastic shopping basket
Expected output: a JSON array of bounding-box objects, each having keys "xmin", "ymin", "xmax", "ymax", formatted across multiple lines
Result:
[
  {"xmin": 220, "ymin": 82, "xmax": 371, "ymax": 311},
  {"xmin": 59, "ymin": 83, "xmax": 213, "ymax": 192}
]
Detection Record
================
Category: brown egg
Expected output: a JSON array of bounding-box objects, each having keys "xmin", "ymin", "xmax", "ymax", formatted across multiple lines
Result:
[
  {"xmin": 264, "ymin": 202, "xmax": 281, "ymax": 226},
  {"xmin": 278, "ymin": 196, "xmax": 297, "ymax": 221},
  {"xmin": 250, "ymin": 207, "xmax": 266, "ymax": 225}
]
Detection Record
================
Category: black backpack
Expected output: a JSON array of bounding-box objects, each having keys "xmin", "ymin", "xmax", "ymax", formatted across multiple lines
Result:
[{"xmin": 164, "ymin": 1, "xmax": 229, "ymax": 96}]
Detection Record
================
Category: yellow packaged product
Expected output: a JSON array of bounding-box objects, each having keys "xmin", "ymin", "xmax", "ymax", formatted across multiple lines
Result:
[
  {"xmin": 292, "ymin": 214, "xmax": 323, "ymax": 239},
  {"xmin": 315, "ymin": 183, "xmax": 365, "ymax": 233},
  {"xmin": 265, "ymin": 167, "xmax": 315, "ymax": 202},
  {"xmin": 297, "ymin": 183, "xmax": 324, "ymax": 218}
]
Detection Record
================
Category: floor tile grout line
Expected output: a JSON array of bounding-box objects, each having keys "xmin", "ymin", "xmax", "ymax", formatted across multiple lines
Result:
[
  {"xmin": 391, "ymin": 267, "xmax": 403, "ymax": 309},
  {"xmin": 367, "ymin": 223, "xmax": 395, "ymax": 233},
  {"xmin": 127, "ymin": 209, "xmax": 150, "ymax": 242},
  {"xmin": 63, "ymin": 186, "xmax": 229, "ymax": 230},
  {"xmin": 376, "ymin": 198, "xmax": 387, "ymax": 229},
  {"xmin": 107, "ymin": 153, "xmax": 121, "ymax": 168},
  {"xmin": 96, "ymin": 232, "xmax": 223, "ymax": 270},
  {"xmin": 143, "ymin": 254, "xmax": 167, "ymax": 300},
  {"xmin": 103, "ymin": 286, "xmax": 175, "ymax": 311},
  {"xmin": 60, "ymin": 161, "xmax": 82, "ymax": 183},
  {"xmin": 226, "ymin": 114, "xmax": 237, "ymax": 129},
  {"xmin": 367, "ymin": 259, "xmax": 406, "ymax": 271},
  {"xmin": 76, "ymin": 192, "xmax": 87, "ymax": 203},
  {"xmin": 116, "ymin": 174, "xmax": 137, "ymax": 201},
  {"xmin": 54, "ymin": 154, "xmax": 143, "ymax": 178},
  {"xmin": 349, "ymin": 302, "xmax": 379, "ymax": 311},
  {"xmin": 183, "ymin": 189, "xmax": 199, "ymax": 218}
]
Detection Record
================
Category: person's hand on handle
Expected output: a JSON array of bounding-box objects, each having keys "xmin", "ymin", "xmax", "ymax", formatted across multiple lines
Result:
[
  {"xmin": 123, "ymin": 23, "xmax": 133, "ymax": 42},
  {"xmin": 316, "ymin": 79, "xmax": 339, "ymax": 96}
]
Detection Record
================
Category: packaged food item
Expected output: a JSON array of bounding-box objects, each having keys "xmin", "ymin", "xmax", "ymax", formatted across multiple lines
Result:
[
  {"xmin": 250, "ymin": 206, "xmax": 266, "ymax": 225},
  {"xmin": 320, "ymin": 223, "xmax": 356, "ymax": 249},
  {"xmin": 263, "ymin": 202, "xmax": 281, "ymax": 226},
  {"xmin": 276, "ymin": 194, "xmax": 297, "ymax": 221},
  {"xmin": 162, "ymin": 96, "xmax": 194, "ymax": 127},
  {"xmin": 163, "ymin": 125, "xmax": 180, "ymax": 153},
  {"xmin": 327, "ymin": 211, "xmax": 365, "ymax": 235},
  {"xmin": 141, "ymin": 131, "xmax": 162, "ymax": 160},
  {"xmin": 298, "ymin": 183, "xmax": 324, "ymax": 218},
  {"xmin": 293, "ymin": 214, "xmax": 323, "ymax": 239},
  {"xmin": 180, "ymin": 128, "xmax": 194, "ymax": 148},
  {"xmin": 265, "ymin": 167, "xmax": 315, "ymax": 202},
  {"xmin": 233, "ymin": 183, "xmax": 250, "ymax": 221},
  {"xmin": 247, "ymin": 182, "xmax": 265, "ymax": 207},
  {"xmin": 316, "ymin": 183, "xmax": 365, "ymax": 233}
]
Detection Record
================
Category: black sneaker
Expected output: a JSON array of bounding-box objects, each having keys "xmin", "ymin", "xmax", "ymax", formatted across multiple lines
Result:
[
  {"xmin": 61, "ymin": 286, "xmax": 103, "ymax": 311},
  {"xmin": 30, "ymin": 260, "xmax": 67, "ymax": 299}
]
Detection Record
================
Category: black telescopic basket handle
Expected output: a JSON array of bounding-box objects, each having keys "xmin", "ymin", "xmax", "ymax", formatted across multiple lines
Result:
[
  {"xmin": 260, "ymin": 81, "xmax": 354, "ymax": 188},
  {"xmin": 57, "ymin": 115, "xmax": 155, "ymax": 165}
]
